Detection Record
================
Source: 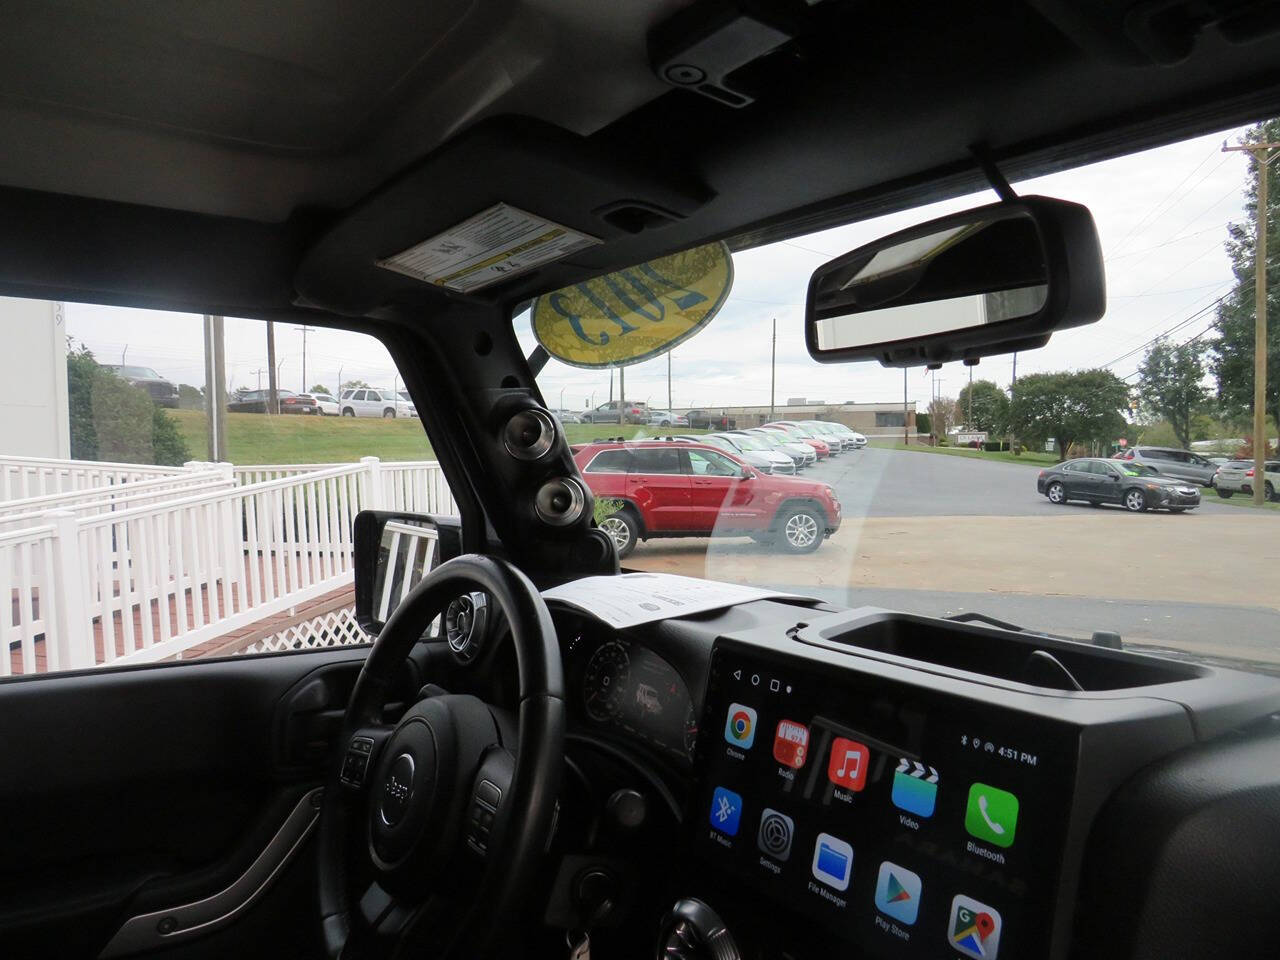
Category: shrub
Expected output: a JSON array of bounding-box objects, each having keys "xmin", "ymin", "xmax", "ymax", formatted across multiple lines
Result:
[{"xmin": 593, "ymin": 497, "xmax": 626, "ymax": 524}]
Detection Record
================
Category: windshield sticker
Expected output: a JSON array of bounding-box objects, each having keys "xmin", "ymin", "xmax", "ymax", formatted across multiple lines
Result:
[
  {"xmin": 376, "ymin": 203, "xmax": 600, "ymax": 293},
  {"xmin": 531, "ymin": 241, "xmax": 733, "ymax": 368}
]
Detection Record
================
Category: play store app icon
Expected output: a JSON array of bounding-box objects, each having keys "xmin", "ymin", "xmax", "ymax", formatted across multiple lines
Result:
[{"xmin": 873, "ymin": 860, "xmax": 922, "ymax": 926}]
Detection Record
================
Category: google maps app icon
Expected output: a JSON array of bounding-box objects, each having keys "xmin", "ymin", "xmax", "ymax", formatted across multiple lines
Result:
[{"xmin": 948, "ymin": 895, "xmax": 1002, "ymax": 958}]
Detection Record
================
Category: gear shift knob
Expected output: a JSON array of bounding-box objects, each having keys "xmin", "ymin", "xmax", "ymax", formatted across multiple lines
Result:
[{"xmin": 656, "ymin": 898, "xmax": 741, "ymax": 960}]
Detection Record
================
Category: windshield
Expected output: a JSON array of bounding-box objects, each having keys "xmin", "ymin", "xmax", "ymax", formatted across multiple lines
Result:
[
  {"xmin": 110, "ymin": 365, "xmax": 161, "ymax": 378},
  {"xmin": 521, "ymin": 120, "xmax": 1280, "ymax": 674}
]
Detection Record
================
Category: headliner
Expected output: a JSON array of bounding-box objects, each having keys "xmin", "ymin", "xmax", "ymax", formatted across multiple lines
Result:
[{"xmin": 1, "ymin": 0, "xmax": 1279, "ymax": 321}]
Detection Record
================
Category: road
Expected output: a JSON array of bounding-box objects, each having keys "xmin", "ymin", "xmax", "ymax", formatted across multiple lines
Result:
[{"xmin": 626, "ymin": 447, "xmax": 1280, "ymax": 664}]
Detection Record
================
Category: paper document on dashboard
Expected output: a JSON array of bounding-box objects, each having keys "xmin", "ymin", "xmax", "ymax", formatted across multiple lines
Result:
[{"xmin": 542, "ymin": 573, "xmax": 810, "ymax": 629}]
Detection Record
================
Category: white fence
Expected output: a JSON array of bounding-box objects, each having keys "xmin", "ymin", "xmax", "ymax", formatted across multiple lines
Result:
[
  {"xmin": 2, "ymin": 457, "xmax": 453, "ymax": 675},
  {"xmin": 0, "ymin": 455, "xmax": 181, "ymax": 500}
]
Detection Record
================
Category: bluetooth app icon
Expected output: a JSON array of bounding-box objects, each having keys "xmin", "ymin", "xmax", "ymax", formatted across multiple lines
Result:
[{"xmin": 710, "ymin": 786, "xmax": 743, "ymax": 836}]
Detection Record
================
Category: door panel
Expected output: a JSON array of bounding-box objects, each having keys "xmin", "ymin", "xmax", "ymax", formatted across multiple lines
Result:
[{"xmin": 0, "ymin": 646, "xmax": 397, "ymax": 959}]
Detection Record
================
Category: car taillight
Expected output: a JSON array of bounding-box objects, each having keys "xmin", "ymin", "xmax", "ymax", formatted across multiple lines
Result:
[
  {"xmin": 1246, "ymin": 468, "xmax": 1255, "ymax": 476},
  {"xmin": 1038, "ymin": 470, "xmax": 1045, "ymax": 478}
]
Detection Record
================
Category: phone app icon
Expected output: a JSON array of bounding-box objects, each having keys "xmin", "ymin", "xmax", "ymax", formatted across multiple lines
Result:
[
  {"xmin": 757, "ymin": 807, "xmax": 794, "ymax": 861},
  {"xmin": 964, "ymin": 782, "xmax": 1019, "ymax": 848},
  {"xmin": 892, "ymin": 759, "xmax": 939, "ymax": 817},
  {"xmin": 948, "ymin": 895, "xmax": 1002, "ymax": 958},
  {"xmin": 710, "ymin": 786, "xmax": 743, "ymax": 836},
  {"xmin": 810, "ymin": 833, "xmax": 853, "ymax": 891},
  {"xmin": 874, "ymin": 861, "xmax": 922, "ymax": 926},
  {"xmin": 772, "ymin": 719, "xmax": 809, "ymax": 768},
  {"xmin": 724, "ymin": 703, "xmax": 757, "ymax": 748},
  {"xmin": 827, "ymin": 737, "xmax": 869, "ymax": 791}
]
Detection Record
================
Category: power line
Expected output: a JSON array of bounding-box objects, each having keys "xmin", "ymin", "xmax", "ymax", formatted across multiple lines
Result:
[
  {"xmin": 1107, "ymin": 148, "xmax": 1228, "ymax": 257},
  {"xmin": 1099, "ymin": 294, "xmax": 1229, "ymax": 370}
]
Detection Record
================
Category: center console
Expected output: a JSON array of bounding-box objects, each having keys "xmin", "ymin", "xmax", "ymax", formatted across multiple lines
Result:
[{"xmin": 684, "ymin": 607, "xmax": 1280, "ymax": 959}]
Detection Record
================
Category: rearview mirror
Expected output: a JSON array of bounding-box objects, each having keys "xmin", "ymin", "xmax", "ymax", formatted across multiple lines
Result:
[
  {"xmin": 354, "ymin": 510, "xmax": 462, "ymax": 635},
  {"xmin": 805, "ymin": 196, "xmax": 1105, "ymax": 367}
]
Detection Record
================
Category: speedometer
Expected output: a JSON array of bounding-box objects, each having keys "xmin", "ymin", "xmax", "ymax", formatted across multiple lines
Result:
[{"xmin": 583, "ymin": 641, "xmax": 630, "ymax": 722}]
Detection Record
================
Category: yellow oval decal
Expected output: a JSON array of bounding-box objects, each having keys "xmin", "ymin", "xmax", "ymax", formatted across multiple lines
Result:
[{"xmin": 531, "ymin": 242, "xmax": 734, "ymax": 368}]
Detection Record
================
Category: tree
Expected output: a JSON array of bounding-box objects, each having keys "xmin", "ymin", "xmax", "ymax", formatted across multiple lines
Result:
[
  {"xmin": 1211, "ymin": 117, "xmax": 1280, "ymax": 444},
  {"xmin": 956, "ymin": 379, "xmax": 1010, "ymax": 433},
  {"xmin": 340, "ymin": 379, "xmax": 370, "ymax": 391},
  {"xmin": 927, "ymin": 396, "xmax": 958, "ymax": 439},
  {"xmin": 310, "ymin": 383, "xmax": 331, "ymax": 395},
  {"xmin": 1136, "ymin": 337, "xmax": 1208, "ymax": 449},
  {"xmin": 1008, "ymin": 369, "xmax": 1130, "ymax": 460},
  {"xmin": 66, "ymin": 342, "xmax": 191, "ymax": 466},
  {"xmin": 177, "ymin": 383, "xmax": 204, "ymax": 410}
]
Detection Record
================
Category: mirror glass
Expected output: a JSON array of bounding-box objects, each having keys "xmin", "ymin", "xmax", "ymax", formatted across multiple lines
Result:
[
  {"xmin": 371, "ymin": 517, "xmax": 441, "ymax": 629},
  {"xmin": 810, "ymin": 212, "xmax": 1048, "ymax": 352}
]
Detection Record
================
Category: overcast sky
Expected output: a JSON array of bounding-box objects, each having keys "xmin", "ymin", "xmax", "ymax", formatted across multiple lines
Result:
[{"xmin": 67, "ymin": 123, "xmax": 1257, "ymax": 411}]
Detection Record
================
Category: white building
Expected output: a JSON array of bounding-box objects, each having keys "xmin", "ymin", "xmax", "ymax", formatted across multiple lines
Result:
[{"xmin": 0, "ymin": 298, "xmax": 69, "ymax": 458}]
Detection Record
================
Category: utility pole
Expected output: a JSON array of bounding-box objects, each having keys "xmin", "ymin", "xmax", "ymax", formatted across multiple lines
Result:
[
  {"xmin": 121, "ymin": 345, "xmax": 128, "ymax": 368},
  {"xmin": 252, "ymin": 368, "xmax": 265, "ymax": 390},
  {"xmin": 618, "ymin": 366, "xmax": 626, "ymax": 427},
  {"xmin": 1222, "ymin": 140, "xmax": 1278, "ymax": 505},
  {"xmin": 266, "ymin": 321, "xmax": 279, "ymax": 415},
  {"xmin": 667, "ymin": 350, "xmax": 673, "ymax": 414},
  {"xmin": 770, "ymin": 318, "xmax": 777, "ymax": 420},
  {"xmin": 967, "ymin": 362, "xmax": 974, "ymax": 429},
  {"xmin": 202, "ymin": 316, "xmax": 227, "ymax": 461},
  {"xmin": 296, "ymin": 325, "xmax": 317, "ymax": 393},
  {"xmin": 1009, "ymin": 352, "xmax": 1018, "ymax": 452},
  {"xmin": 902, "ymin": 369, "xmax": 909, "ymax": 447}
]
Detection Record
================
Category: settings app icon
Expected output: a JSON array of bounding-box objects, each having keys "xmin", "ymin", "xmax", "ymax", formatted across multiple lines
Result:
[{"xmin": 757, "ymin": 808, "xmax": 794, "ymax": 861}]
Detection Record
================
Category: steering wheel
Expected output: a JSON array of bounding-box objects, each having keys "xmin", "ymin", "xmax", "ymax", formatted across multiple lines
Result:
[{"xmin": 317, "ymin": 555, "xmax": 564, "ymax": 959}]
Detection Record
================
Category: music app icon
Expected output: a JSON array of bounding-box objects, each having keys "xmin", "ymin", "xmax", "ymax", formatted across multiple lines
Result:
[{"xmin": 827, "ymin": 737, "xmax": 870, "ymax": 792}]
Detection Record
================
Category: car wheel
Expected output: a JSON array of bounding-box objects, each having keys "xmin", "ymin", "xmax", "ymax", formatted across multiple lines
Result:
[
  {"xmin": 1216, "ymin": 487, "xmax": 1233, "ymax": 498},
  {"xmin": 383, "ymin": 408, "xmax": 396, "ymax": 418},
  {"xmin": 1124, "ymin": 489, "xmax": 1148, "ymax": 512},
  {"xmin": 1046, "ymin": 481, "xmax": 1066, "ymax": 504},
  {"xmin": 598, "ymin": 510, "xmax": 638, "ymax": 559},
  {"xmin": 1267, "ymin": 481, "xmax": 1276, "ymax": 502},
  {"xmin": 778, "ymin": 505, "xmax": 823, "ymax": 554},
  {"xmin": 342, "ymin": 407, "xmax": 355, "ymax": 417}
]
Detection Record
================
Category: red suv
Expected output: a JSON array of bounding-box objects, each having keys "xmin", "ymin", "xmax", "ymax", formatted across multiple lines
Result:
[{"xmin": 572, "ymin": 440, "xmax": 841, "ymax": 558}]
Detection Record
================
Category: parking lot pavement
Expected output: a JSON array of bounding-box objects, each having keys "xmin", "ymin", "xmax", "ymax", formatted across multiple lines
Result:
[
  {"xmin": 623, "ymin": 447, "xmax": 1280, "ymax": 658},
  {"xmin": 810, "ymin": 446, "xmax": 1236, "ymax": 517}
]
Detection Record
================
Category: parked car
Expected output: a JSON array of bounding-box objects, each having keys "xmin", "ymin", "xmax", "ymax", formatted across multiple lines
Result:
[
  {"xmin": 582, "ymin": 400, "xmax": 648, "ymax": 424},
  {"xmin": 647, "ymin": 409, "xmax": 688, "ymax": 427},
  {"xmin": 1037, "ymin": 458, "xmax": 1200, "ymax": 512},
  {"xmin": 573, "ymin": 440, "xmax": 840, "ymax": 557},
  {"xmin": 1213, "ymin": 460, "xmax": 1279, "ymax": 500},
  {"xmin": 737, "ymin": 429, "xmax": 816, "ymax": 468},
  {"xmin": 816, "ymin": 421, "xmax": 867, "ymax": 448},
  {"xmin": 760, "ymin": 423, "xmax": 833, "ymax": 458},
  {"xmin": 548, "ymin": 408, "xmax": 583, "ymax": 424},
  {"xmin": 685, "ymin": 409, "xmax": 737, "ymax": 430},
  {"xmin": 299, "ymin": 392, "xmax": 338, "ymax": 415},
  {"xmin": 226, "ymin": 389, "xmax": 318, "ymax": 414},
  {"xmin": 675, "ymin": 433, "xmax": 793, "ymax": 475},
  {"xmin": 1114, "ymin": 446, "xmax": 1220, "ymax": 487},
  {"xmin": 338, "ymin": 387, "xmax": 417, "ymax": 418},
  {"xmin": 771, "ymin": 420, "xmax": 857, "ymax": 452},
  {"xmin": 702, "ymin": 432, "xmax": 797, "ymax": 474},
  {"xmin": 101, "ymin": 364, "xmax": 180, "ymax": 408}
]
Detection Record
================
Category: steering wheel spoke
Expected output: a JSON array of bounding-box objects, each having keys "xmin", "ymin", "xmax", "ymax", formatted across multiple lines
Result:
[{"xmin": 464, "ymin": 747, "xmax": 514, "ymax": 858}]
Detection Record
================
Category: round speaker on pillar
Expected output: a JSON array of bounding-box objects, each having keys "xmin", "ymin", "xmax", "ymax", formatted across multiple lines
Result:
[
  {"xmin": 534, "ymin": 476, "xmax": 586, "ymax": 526},
  {"xmin": 503, "ymin": 409, "xmax": 557, "ymax": 461}
]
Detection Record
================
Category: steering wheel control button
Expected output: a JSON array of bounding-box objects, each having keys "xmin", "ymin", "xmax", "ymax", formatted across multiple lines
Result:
[
  {"xmin": 340, "ymin": 736, "xmax": 375, "ymax": 787},
  {"xmin": 379, "ymin": 753, "xmax": 416, "ymax": 826},
  {"xmin": 466, "ymin": 778, "xmax": 503, "ymax": 854}
]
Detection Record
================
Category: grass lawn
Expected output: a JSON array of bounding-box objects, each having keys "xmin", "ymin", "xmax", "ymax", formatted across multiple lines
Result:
[
  {"xmin": 172, "ymin": 410, "xmax": 714, "ymax": 465},
  {"xmin": 870, "ymin": 439, "xmax": 1059, "ymax": 467},
  {"xmin": 1201, "ymin": 491, "xmax": 1280, "ymax": 512}
]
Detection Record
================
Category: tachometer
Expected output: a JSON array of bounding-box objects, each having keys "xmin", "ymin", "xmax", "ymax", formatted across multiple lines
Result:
[{"xmin": 583, "ymin": 641, "xmax": 631, "ymax": 722}]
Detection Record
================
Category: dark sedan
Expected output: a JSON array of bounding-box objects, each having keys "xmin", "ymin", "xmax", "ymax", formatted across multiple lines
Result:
[
  {"xmin": 227, "ymin": 389, "xmax": 317, "ymax": 414},
  {"xmin": 1037, "ymin": 458, "xmax": 1200, "ymax": 512}
]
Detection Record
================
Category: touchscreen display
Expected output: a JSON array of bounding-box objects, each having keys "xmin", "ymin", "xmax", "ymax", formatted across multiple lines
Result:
[{"xmin": 693, "ymin": 643, "xmax": 1077, "ymax": 959}]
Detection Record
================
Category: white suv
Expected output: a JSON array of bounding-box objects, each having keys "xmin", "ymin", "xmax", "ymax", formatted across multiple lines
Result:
[{"xmin": 338, "ymin": 387, "xmax": 417, "ymax": 418}]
